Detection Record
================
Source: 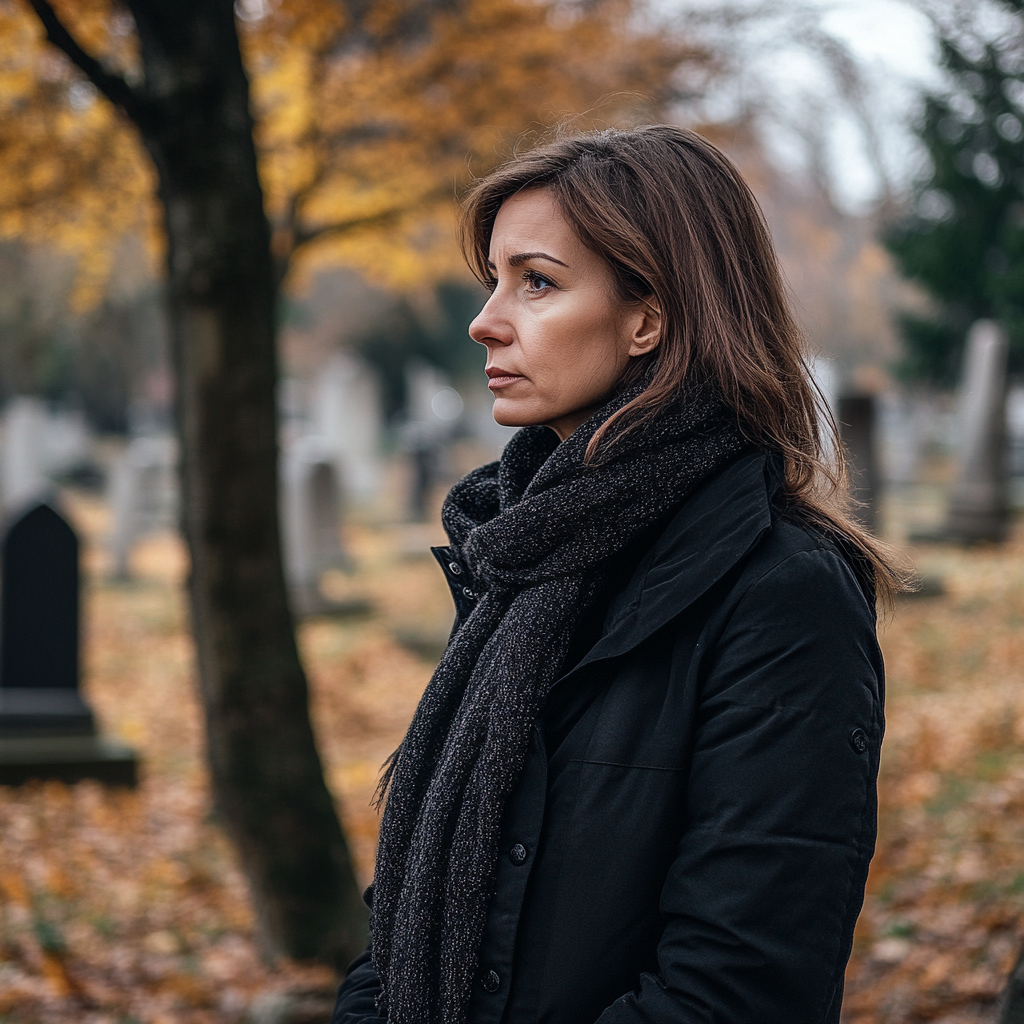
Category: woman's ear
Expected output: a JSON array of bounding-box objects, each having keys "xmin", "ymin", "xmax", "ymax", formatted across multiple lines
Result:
[{"xmin": 627, "ymin": 299, "xmax": 661, "ymax": 357}]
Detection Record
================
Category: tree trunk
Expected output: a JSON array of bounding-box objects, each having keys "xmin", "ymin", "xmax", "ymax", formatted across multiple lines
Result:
[
  {"xmin": 1000, "ymin": 942, "xmax": 1024, "ymax": 1024},
  {"xmin": 122, "ymin": 0, "xmax": 366, "ymax": 966}
]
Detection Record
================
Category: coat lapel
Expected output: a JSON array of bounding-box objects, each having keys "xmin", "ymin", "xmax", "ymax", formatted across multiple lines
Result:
[{"xmin": 553, "ymin": 451, "xmax": 774, "ymax": 688}]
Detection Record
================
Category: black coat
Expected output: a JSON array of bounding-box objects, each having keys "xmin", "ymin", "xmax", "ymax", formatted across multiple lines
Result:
[{"xmin": 334, "ymin": 451, "xmax": 884, "ymax": 1024}]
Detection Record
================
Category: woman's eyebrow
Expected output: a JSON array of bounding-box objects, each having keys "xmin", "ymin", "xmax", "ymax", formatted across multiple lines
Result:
[
  {"xmin": 485, "ymin": 251, "xmax": 569, "ymax": 272},
  {"xmin": 508, "ymin": 251, "xmax": 568, "ymax": 267}
]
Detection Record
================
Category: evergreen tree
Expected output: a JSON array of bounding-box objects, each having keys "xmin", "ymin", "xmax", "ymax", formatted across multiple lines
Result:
[{"xmin": 884, "ymin": 1, "xmax": 1024, "ymax": 383}]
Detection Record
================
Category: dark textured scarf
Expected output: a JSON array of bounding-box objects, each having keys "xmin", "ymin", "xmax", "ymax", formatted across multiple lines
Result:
[{"xmin": 371, "ymin": 377, "xmax": 748, "ymax": 1023}]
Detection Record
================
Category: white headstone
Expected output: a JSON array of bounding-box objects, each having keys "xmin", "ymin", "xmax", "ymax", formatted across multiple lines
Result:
[
  {"xmin": 2, "ymin": 398, "xmax": 49, "ymax": 510},
  {"xmin": 108, "ymin": 435, "xmax": 179, "ymax": 578},
  {"xmin": 945, "ymin": 320, "xmax": 1009, "ymax": 542},
  {"xmin": 280, "ymin": 435, "xmax": 347, "ymax": 614},
  {"xmin": 1007, "ymin": 386, "xmax": 1024, "ymax": 472},
  {"xmin": 1, "ymin": 399, "xmax": 94, "ymax": 515},
  {"xmin": 401, "ymin": 363, "xmax": 465, "ymax": 521},
  {"xmin": 310, "ymin": 353, "xmax": 382, "ymax": 502}
]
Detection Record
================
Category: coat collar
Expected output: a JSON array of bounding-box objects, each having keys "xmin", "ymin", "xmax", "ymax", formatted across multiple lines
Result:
[{"xmin": 553, "ymin": 450, "xmax": 775, "ymax": 688}]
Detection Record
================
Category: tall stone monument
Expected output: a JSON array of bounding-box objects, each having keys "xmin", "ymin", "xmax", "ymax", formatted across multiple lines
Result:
[
  {"xmin": 945, "ymin": 320, "xmax": 1009, "ymax": 543},
  {"xmin": 0, "ymin": 502, "xmax": 137, "ymax": 784}
]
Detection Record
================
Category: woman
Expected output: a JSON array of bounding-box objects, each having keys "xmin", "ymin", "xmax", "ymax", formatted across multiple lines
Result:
[{"xmin": 334, "ymin": 125, "xmax": 905, "ymax": 1024}]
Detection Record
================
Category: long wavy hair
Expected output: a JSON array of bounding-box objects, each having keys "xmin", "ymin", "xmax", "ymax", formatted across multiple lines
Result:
[{"xmin": 460, "ymin": 124, "xmax": 911, "ymax": 605}]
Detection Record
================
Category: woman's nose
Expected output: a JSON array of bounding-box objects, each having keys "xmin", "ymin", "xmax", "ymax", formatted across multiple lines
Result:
[{"xmin": 469, "ymin": 295, "xmax": 513, "ymax": 348}]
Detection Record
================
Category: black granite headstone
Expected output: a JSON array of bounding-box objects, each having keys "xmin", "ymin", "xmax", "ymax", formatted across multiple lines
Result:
[
  {"xmin": 0, "ymin": 501, "xmax": 137, "ymax": 784},
  {"xmin": 2, "ymin": 503, "xmax": 78, "ymax": 686}
]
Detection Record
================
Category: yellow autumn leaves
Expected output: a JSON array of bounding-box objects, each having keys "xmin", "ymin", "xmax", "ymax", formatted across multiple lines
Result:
[{"xmin": 0, "ymin": 0, "xmax": 705, "ymax": 300}]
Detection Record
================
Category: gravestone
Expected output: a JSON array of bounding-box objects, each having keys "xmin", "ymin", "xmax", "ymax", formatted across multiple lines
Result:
[
  {"xmin": 944, "ymin": 320, "xmax": 1009, "ymax": 542},
  {"xmin": 311, "ymin": 354, "xmax": 382, "ymax": 503},
  {"xmin": 1, "ymin": 399, "xmax": 94, "ymax": 515},
  {"xmin": 280, "ymin": 437, "xmax": 364, "ymax": 616},
  {"xmin": 838, "ymin": 394, "xmax": 880, "ymax": 532},
  {"xmin": 2, "ymin": 397, "xmax": 49, "ymax": 510},
  {"xmin": 108, "ymin": 434, "xmax": 179, "ymax": 579},
  {"xmin": 0, "ymin": 502, "xmax": 137, "ymax": 785}
]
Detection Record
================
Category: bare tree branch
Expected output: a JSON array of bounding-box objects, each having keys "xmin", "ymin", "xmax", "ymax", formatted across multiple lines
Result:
[
  {"xmin": 290, "ymin": 185, "xmax": 453, "ymax": 255},
  {"xmin": 794, "ymin": 24, "xmax": 896, "ymax": 208},
  {"xmin": 27, "ymin": 0, "xmax": 146, "ymax": 122},
  {"xmin": 291, "ymin": 207, "xmax": 406, "ymax": 252}
]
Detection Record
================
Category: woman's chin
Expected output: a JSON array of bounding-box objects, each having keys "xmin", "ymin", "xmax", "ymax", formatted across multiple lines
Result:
[{"xmin": 491, "ymin": 398, "xmax": 543, "ymax": 429}]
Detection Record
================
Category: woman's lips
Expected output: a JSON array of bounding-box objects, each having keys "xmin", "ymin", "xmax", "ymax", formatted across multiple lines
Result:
[{"xmin": 486, "ymin": 373, "xmax": 524, "ymax": 390}]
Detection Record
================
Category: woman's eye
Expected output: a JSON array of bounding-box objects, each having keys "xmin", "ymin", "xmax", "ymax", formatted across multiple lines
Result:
[{"xmin": 523, "ymin": 270, "xmax": 554, "ymax": 293}]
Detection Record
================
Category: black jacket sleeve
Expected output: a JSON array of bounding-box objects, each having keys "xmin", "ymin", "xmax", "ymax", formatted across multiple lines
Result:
[
  {"xmin": 332, "ymin": 886, "xmax": 382, "ymax": 1024},
  {"xmin": 331, "ymin": 948, "xmax": 383, "ymax": 1024},
  {"xmin": 595, "ymin": 545, "xmax": 883, "ymax": 1024}
]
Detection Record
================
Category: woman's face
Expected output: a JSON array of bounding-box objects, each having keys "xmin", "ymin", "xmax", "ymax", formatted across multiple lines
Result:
[{"xmin": 469, "ymin": 189, "xmax": 660, "ymax": 440}]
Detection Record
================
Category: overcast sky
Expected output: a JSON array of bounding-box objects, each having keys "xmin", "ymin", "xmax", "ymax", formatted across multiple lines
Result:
[
  {"xmin": 816, "ymin": 0, "xmax": 937, "ymax": 84},
  {"xmin": 671, "ymin": 0, "xmax": 946, "ymax": 209},
  {"xmin": 808, "ymin": 0, "xmax": 941, "ymax": 204}
]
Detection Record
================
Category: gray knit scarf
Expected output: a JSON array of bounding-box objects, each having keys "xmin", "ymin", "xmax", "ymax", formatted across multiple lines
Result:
[{"xmin": 371, "ymin": 377, "xmax": 748, "ymax": 1023}]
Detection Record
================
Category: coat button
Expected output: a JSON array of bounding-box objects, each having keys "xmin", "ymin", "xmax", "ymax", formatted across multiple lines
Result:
[
  {"xmin": 509, "ymin": 843, "xmax": 528, "ymax": 866},
  {"xmin": 448, "ymin": 562, "xmax": 462, "ymax": 575},
  {"xmin": 850, "ymin": 728, "xmax": 868, "ymax": 754},
  {"xmin": 462, "ymin": 587, "xmax": 476, "ymax": 600},
  {"xmin": 481, "ymin": 969, "xmax": 500, "ymax": 993}
]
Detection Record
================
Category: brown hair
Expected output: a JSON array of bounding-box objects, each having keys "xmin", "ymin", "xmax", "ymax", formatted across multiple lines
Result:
[{"xmin": 459, "ymin": 124, "xmax": 911, "ymax": 606}]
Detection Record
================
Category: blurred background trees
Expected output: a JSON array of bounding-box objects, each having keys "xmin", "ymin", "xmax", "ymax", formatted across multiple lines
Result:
[
  {"xmin": 0, "ymin": 237, "xmax": 164, "ymax": 431},
  {"xmin": 884, "ymin": 0, "xmax": 1024, "ymax": 384},
  {"xmin": 0, "ymin": 0, "xmax": 715, "ymax": 425},
  {"xmin": 0, "ymin": 0, "xmax": 716, "ymax": 970},
  {"xmin": 4, "ymin": 0, "xmax": 1024, "ymax": 1012},
  {"xmin": 1, "ymin": 0, "xmax": 703, "ymax": 294},
  {"xmin": 17, "ymin": 0, "xmax": 373, "ymax": 970}
]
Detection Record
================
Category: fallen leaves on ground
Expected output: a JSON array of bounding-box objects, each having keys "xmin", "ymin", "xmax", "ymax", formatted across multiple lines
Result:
[
  {"xmin": 842, "ymin": 529, "xmax": 1024, "ymax": 1024},
  {"xmin": 0, "ymin": 492, "xmax": 446, "ymax": 1024},
  {"xmin": 1, "ymin": 491, "xmax": 1022, "ymax": 1023}
]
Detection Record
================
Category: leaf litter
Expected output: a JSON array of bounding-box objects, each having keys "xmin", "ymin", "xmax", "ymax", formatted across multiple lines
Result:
[
  {"xmin": 1, "ymin": 492, "xmax": 1023, "ymax": 1023},
  {"xmin": 843, "ymin": 528, "xmax": 1024, "ymax": 1023}
]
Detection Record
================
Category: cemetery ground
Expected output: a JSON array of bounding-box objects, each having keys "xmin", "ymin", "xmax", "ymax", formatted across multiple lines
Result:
[{"xmin": 0, "ymin": 487, "xmax": 1022, "ymax": 1023}]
